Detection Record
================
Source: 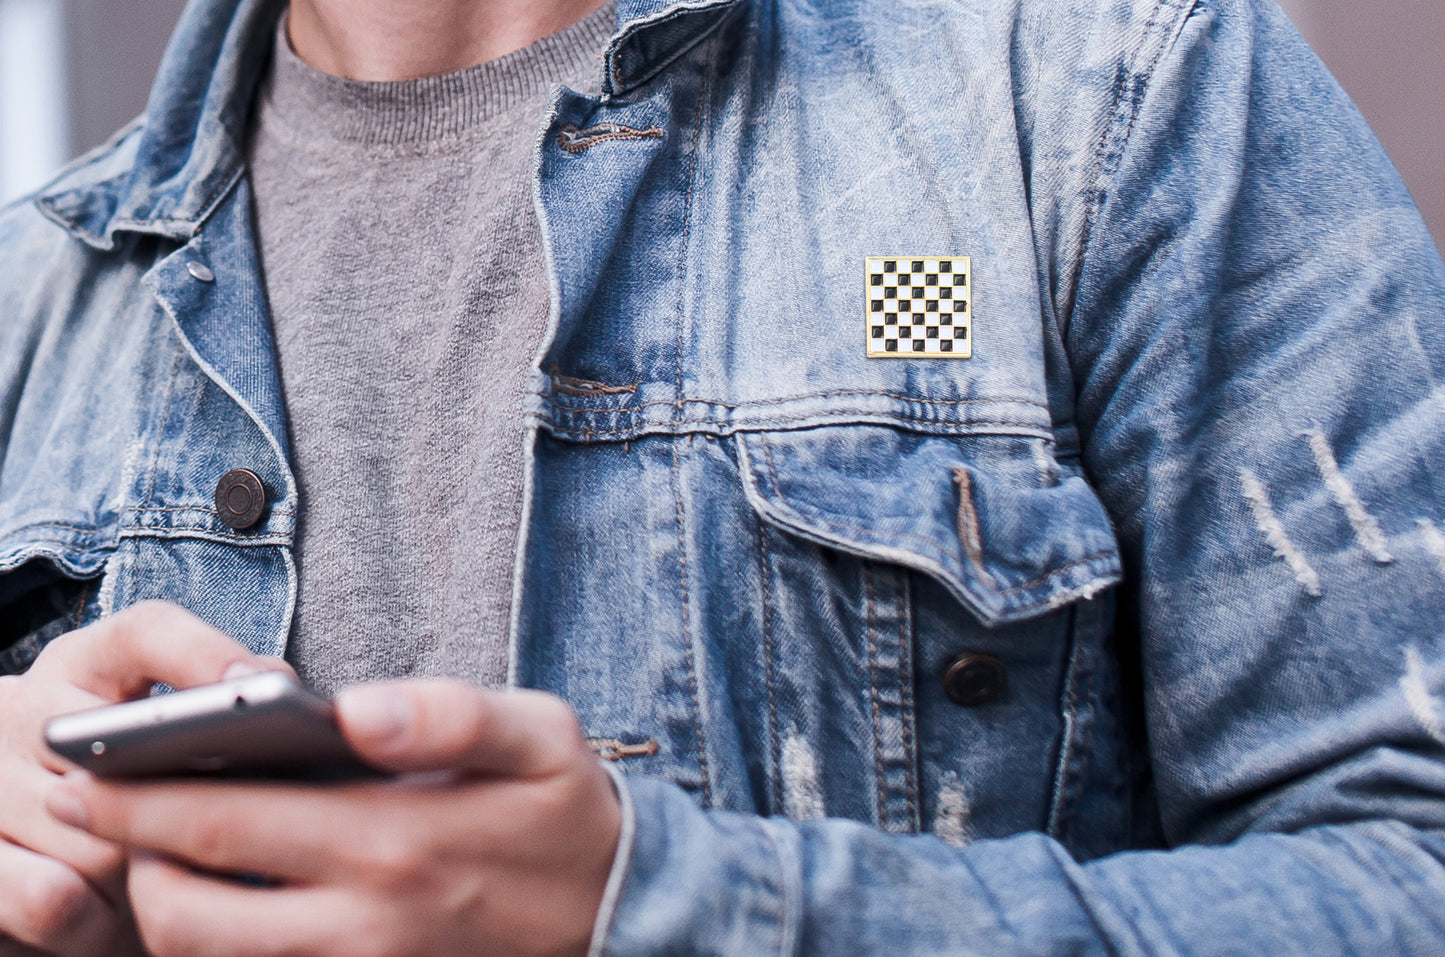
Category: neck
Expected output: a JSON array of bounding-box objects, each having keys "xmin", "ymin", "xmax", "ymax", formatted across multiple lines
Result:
[{"xmin": 287, "ymin": 0, "xmax": 609, "ymax": 81}]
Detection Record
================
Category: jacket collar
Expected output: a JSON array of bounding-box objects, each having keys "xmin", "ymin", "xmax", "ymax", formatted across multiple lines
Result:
[
  {"xmin": 38, "ymin": 0, "xmax": 740, "ymax": 250},
  {"xmin": 605, "ymin": 0, "xmax": 739, "ymax": 96},
  {"xmin": 37, "ymin": 0, "xmax": 283, "ymax": 250}
]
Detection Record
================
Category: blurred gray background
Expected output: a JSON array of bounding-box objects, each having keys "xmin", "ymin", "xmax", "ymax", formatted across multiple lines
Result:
[
  {"xmin": 1277, "ymin": 0, "xmax": 1444, "ymax": 246},
  {"xmin": 1, "ymin": 0, "xmax": 189, "ymax": 203},
  {"xmin": 0, "ymin": 0, "xmax": 1442, "ymax": 246}
]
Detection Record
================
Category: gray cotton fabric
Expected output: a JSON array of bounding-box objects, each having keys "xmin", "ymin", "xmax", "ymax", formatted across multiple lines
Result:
[{"xmin": 245, "ymin": 6, "xmax": 614, "ymax": 694}]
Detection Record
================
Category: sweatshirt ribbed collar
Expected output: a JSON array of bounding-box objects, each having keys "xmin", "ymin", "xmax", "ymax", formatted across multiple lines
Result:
[{"xmin": 258, "ymin": 4, "xmax": 615, "ymax": 149}]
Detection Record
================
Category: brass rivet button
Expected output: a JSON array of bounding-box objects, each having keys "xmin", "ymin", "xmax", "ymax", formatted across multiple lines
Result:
[
  {"xmin": 215, "ymin": 469, "xmax": 266, "ymax": 530},
  {"xmin": 942, "ymin": 653, "xmax": 1008, "ymax": 707},
  {"xmin": 186, "ymin": 261, "xmax": 215, "ymax": 282}
]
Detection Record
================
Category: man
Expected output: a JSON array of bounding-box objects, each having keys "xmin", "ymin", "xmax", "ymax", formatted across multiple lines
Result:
[{"xmin": 3, "ymin": 0, "xmax": 1445, "ymax": 952}]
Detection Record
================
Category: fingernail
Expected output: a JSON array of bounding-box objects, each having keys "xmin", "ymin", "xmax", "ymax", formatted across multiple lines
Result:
[
  {"xmin": 222, "ymin": 659, "xmax": 266, "ymax": 681},
  {"xmin": 338, "ymin": 686, "xmax": 413, "ymax": 746},
  {"xmin": 46, "ymin": 781, "xmax": 90, "ymax": 830}
]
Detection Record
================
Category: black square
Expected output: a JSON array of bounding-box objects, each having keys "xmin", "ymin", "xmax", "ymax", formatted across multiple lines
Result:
[
  {"xmin": 940, "ymin": 287, "xmax": 952, "ymax": 299},
  {"xmin": 912, "ymin": 287, "xmax": 925, "ymax": 299},
  {"xmin": 872, "ymin": 325, "xmax": 885, "ymax": 338},
  {"xmin": 885, "ymin": 339, "xmax": 898, "ymax": 351},
  {"xmin": 871, "ymin": 300, "xmax": 884, "ymax": 312},
  {"xmin": 954, "ymin": 274, "xmax": 967, "ymax": 286},
  {"xmin": 912, "ymin": 261, "xmax": 925, "ymax": 273},
  {"xmin": 925, "ymin": 274, "xmax": 939, "ymax": 286},
  {"xmin": 939, "ymin": 261, "xmax": 952, "ymax": 273},
  {"xmin": 898, "ymin": 274, "xmax": 911, "ymax": 287},
  {"xmin": 884, "ymin": 288, "xmax": 896, "ymax": 299},
  {"xmin": 884, "ymin": 315, "xmax": 897, "ymax": 325},
  {"xmin": 871, "ymin": 274, "xmax": 883, "ymax": 286},
  {"xmin": 884, "ymin": 260, "xmax": 897, "ymax": 273},
  {"xmin": 926, "ymin": 301, "xmax": 938, "ymax": 312},
  {"xmin": 898, "ymin": 326, "xmax": 911, "ymax": 338},
  {"xmin": 926, "ymin": 327, "xmax": 939, "ymax": 338},
  {"xmin": 940, "ymin": 314, "xmax": 952, "ymax": 325},
  {"xmin": 913, "ymin": 340, "xmax": 926, "ymax": 351},
  {"xmin": 941, "ymin": 341, "xmax": 954, "ymax": 352}
]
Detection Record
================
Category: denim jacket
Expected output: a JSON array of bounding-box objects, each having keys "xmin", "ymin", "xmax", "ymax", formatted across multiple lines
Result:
[{"xmin": 4, "ymin": 0, "xmax": 1445, "ymax": 952}]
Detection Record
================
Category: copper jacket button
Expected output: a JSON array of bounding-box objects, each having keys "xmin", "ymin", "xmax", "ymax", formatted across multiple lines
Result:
[
  {"xmin": 942, "ymin": 653, "xmax": 1007, "ymax": 707},
  {"xmin": 215, "ymin": 469, "xmax": 266, "ymax": 530}
]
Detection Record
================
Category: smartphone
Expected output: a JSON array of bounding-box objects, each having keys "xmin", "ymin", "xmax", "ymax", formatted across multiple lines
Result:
[{"xmin": 44, "ymin": 672, "xmax": 383, "ymax": 781}]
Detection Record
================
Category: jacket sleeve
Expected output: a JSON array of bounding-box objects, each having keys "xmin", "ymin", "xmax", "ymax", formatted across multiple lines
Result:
[{"xmin": 589, "ymin": 0, "xmax": 1445, "ymax": 953}]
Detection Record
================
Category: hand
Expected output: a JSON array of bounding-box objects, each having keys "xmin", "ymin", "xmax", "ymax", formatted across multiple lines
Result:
[
  {"xmin": 47, "ymin": 680, "xmax": 624, "ymax": 957},
  {"xmin": 0, "ymin": 601, "xmax": 284, "ymax": 956}
]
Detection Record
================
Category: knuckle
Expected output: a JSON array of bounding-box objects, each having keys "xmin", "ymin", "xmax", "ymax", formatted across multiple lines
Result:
[
  {"xmin": 455, "ymin": 692, "xmax": 494, "ymax": 746},
  {"xmin": 413, "ymin": 683, "xmax": 492, "ymax": 758},
  {"xmin": 546, "ymin": 756, "xmax": 607, "ymax": 814},
  {"xmin": 538, "ymin": 694, "xmax": 583, "ymax": 737},
  {"xmin": 116, "ymin": 600, "xmax": 183, "ymax": 638},
  {"xmin": 178, "ymin": 807, "xmax": 237, "ymax": 864},
  {"xmin": 78, "ymin": 838, "xmax": 129, "ymax": 880},
  {"xmin": 20, "ymin": 862, "xmax": 94, "ymax": 945},
  {"xmin": 531, "ymin": 694, "xmax": 589, "ymax": 762},
  {"xmin": 124, "ymin": 599, "xmax": 181, "ymax": 621},
  {"xmin": 355, "ymin": 822, "xmax": 427, "ymax": 884}
]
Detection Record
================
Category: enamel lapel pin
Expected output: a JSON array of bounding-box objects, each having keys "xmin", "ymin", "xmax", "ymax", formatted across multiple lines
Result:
[{"xmin": 867, "ymin": 257, "xmax": 971, "ymax": 358}]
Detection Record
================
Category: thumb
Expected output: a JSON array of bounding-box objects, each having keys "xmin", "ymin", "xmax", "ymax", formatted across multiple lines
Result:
[{"xmin": 334, "ymin": 680, "xmax": 586, "ymax": 778}]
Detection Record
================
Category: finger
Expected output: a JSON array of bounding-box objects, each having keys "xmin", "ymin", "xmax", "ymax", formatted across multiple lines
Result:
[
  {"xmin": 0, "ymin": 673, "xmax": 107, "ymax": 774},
  {"xmin": 336, "ymin": 680, "xmax": 586, "ymax": 777},
  {"xmin": 48, "ymin": 772, "xmax": 372, "ymax": 883},
  {"xmin": 0, "ymin": 766, "xmax": 125, "ymax": 892},
  {"xmin": 0, "ymin": 838, "xmax": 121, "ymax": 957},
  {"xmin": 30, "ymin": 601, "xmax": 289, "ymax": 700},
  {"xmin": 128, "ymin": 854, "xmax": 363, "ymax": 957}
]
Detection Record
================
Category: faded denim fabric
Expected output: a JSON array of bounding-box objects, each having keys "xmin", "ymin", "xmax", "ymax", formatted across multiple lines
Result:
[{"xmin": 4, "ymin": 0, "xmax": 1445, "ymax": 952}]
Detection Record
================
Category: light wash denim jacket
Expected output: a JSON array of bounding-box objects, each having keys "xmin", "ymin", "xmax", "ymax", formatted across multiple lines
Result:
[{"xmin": 4, "ymin": 0, "xmax": 1445, "ymax": 952}]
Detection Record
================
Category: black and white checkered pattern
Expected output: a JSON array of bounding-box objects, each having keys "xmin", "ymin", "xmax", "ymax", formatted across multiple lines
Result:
[{"xmin": 867, "ymin": 257, "xmax": 971, "ymax": 358}]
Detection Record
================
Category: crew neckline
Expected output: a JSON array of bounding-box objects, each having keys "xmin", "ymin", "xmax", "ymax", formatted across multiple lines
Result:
[{"xmin": 258, "ymin": 3, "xmax": 615, "ymax": 149}]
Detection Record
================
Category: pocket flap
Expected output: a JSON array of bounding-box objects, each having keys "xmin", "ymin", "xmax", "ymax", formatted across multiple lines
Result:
[{"xmin": 738, "ymin": 426, "xmax": 1122, "ymax": 625}]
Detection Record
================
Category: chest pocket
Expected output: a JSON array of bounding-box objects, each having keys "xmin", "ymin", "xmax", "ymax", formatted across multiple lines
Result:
[
  {"xmin": 729, "ymin": 422, "xmax": 1122, "ymax": 834},
  {"xmin": 737, "ymin": 424, "xmax": 1122, "ymax": 626}
]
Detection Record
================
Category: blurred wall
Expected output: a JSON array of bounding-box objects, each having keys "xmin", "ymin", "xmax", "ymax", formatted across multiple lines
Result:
[
  {"xmin": 0, "ymin": 0, "xmax": 67, "ymax": 201},
  {"xmin": 1278, "ymin": 0, "xmax": 1445, "ymax": 245},
  {"xmin": 0, "ymin": 0, "xmax": 187, "ymax": 202},
  {"xmin": 60, "ymin": 0, "xmax": 190, "ymax": 157}
]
